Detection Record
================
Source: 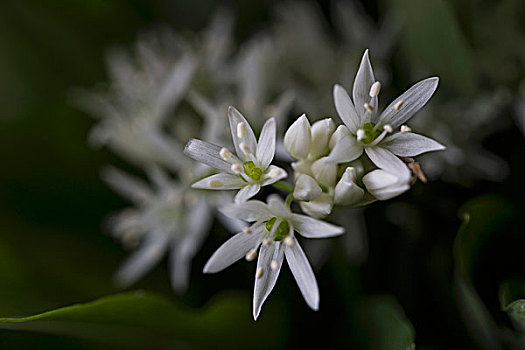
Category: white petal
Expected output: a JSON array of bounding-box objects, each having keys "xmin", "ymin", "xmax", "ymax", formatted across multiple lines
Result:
[
  {"xmin": 256, "ymin": 117, "xmax": 276, "ymax": 169},
  {"xmin": 203, "ymin": 228, "xmax": 262, "ymax": 273},
  {"xmin": 228, "ymin": 106, "xmax": 257, "ymax": 161},
  {"xmin": 184, "ymin": 138, "xmax": 240, "ymax": 173},
  {"xmin": 362, "ymin": 169, "xmax": 410, "ymax": 200},
  {"xmin": 192, "ymin": 173, "xmax": 245, "ymax": 190},
  {"xmin": 311, "ymin": 157, "xmax": 338, "ymax": 188},
  {"xmin": 284, "ymin": 114, "xmax": 311, "ymax": 159},
  {"xmin": 378, "ymin": 77, "xmax": 439, "ymax": 128},
  {"xmin": 334, "ymin": 167, "xmax": 365, "ymax": 205},
  {"xmin": 381, "ymin": 132, "xmax": 446, "ymax": 157},
  {"xmin": 169, "ymin": 246, "xmax": 191, "ymax": 294},
  {"xmin": 310, "ymin": 118, "xmax": 336, "ymax": 158},
  {"xmin": 293, "ymin": 174, "xmax": 322, "ymax": 201},
  {"xmin": 329, "ymin": 124, "xmax": 351, "ymax": 149},
  {"xmin": 327, "ymin": 134, "xmax": 363, "ymax": 163},
  {"xmin": 291, "ymin": 214, "xmax": 344, "ymax": 238},
  {"xmin": 364, "ymin": 146, "xmax": 410, "ymax": 179},
  {"xmin": 101, "ymin": 166, "xmax": 153, "ymax": 204},
  {"xmin": 261, "ymin": 165, "xmax": 288, "ymax": 186},
  {"xmin": 285, "ymin": 240, "xmax": 319, "ymax": 310},
  {"xmin": 267, "ymin": 194, "xmax": 292, "ymax": 218},
  {"xmin": 219, "ymin": 200, "xmax": 272, "ymax": 222},
  {"xmin": 253, "ymin": 243, "xmax": 283, "ymax": 320},
  {"xmin": 333, "ymin": 84, "xmax": 360, "ymax": 133},
  {"xmin": 353, "ymin": 49, "xmax": 377, "ymax": 120},
  {"xmin": 114, "ymin": 234, "xmax": 169, "ymax": 287},
  {"xmin": 234, "ymin": 183, "xmax": 261, "ymax": 203},
  {"xmin": 299, "ymin": 194, "xmax": 334, "ymax": 219}
]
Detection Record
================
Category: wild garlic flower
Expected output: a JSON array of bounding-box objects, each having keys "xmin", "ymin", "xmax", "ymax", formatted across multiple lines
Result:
[
  {"xmin": 328, "ymin": 50, "xmax": 445, "ymax": 175},
  {"xmin": 184, "ymin": 106, "xmax": 287, "ymax": 203},
  {"xmin": 203, "ymin": 194, "xmax": 344, "ymax": 320},
  {"xmin": 329, "ymin": 50, "xmax": 445, "ymax": 178}
]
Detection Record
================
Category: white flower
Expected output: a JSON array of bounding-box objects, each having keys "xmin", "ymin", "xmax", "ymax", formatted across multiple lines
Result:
[
  {"xmin": 184, "ymin": 106, "xmax": 287, "ymax": 203},
  {"xmin": 329, "ymin": 50, "xmax": 445, "ymax": 175},
  {"xmin": 203, "ymin": 195, "xmax": 344, "ymax": 320}
]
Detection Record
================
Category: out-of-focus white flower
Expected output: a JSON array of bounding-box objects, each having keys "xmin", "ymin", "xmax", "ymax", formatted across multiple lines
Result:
[
  {"xmin": 184, "ymin": 107, "xmax": 287, "ymax": 203},
  {"xmin": 203, "ymin": 194, "xmax": 344, "ymax": 320},
  {"xmin": 329, "ymin": 50, "xmax": 445, "ymax": 175},
  {"xmin": 103, "ymin": 166, "xmax": 212, "ymax": 293}
]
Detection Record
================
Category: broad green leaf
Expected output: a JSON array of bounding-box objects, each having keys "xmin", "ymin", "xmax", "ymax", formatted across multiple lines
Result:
[{"xmin": 0, "ymin": 290, "xmax": 288, "ymax": 349}]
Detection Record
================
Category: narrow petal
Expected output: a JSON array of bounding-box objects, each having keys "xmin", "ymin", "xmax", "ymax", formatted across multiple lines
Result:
[
  {"xmin": 253, "ymin": 243, "xmax": 283, "ymax": 320},
  {"xmin": 364, "ymin": 146, "xmax": 410, "ymax": 179},
  {"xmin": 381, "ymin": 132, "xmax": 446, "ymax": 157},
  {"xmin": 261, "ymin": 165, "xmax": 288, "ymax": 186},
  {"xmin": 114, "ymin": 234, "xmax": 169, "ymax": 287},
  {"xmin": 203, "ymin": 227, "xmax": 262, "ymax": 273},
  {"xmin": 333, "ymin": 84, "xmax": 360, "ymax": 133},
  {"xmin": 169, "ymin": 246, "xmax": 191, "ymax": 294},
  {"xmin": 184, "ymin": 138, "xmax": 240, "ymax": 173},
  {"xmin": 234, "ymin": 183, "xmax": 261, "ymax": 203},
  {"xmin": 256, "ymin": 117, "xmax": 276, "ymax": 169},
  {"xmin": 285, "ymin": 240, "xmax": 319, "ymax": 310},
  {"xmin": 101, "ymin": 166, "xmax": 153, "ymax": 204},
  {"xmin": 290, "ymin": 214, "xmax": 344, "ymax": 238},
  {"xmin": 267, "ymin": 194, "xmax": 292, "ymax": 218},
  {"xmin": 220, "ymin": 200, "xmax": 273, "ymax": 222},
  {"xmin": 192, "ymin": 173, "xmax": 245, "ymax": 190},
  {"xmin": 353, "ymin": 49, "xmax": 377, "ymax": 120},
  {"xmin": 228, "ymin": 106, "xmax": 257, "ymax": 161},
  {"xmin": 378, "ymin": 77, "xmax": 439, "ymax": 128},
  {"xmin": 327, "ymin": 134, "xmax": 363, "ymax": 163}
]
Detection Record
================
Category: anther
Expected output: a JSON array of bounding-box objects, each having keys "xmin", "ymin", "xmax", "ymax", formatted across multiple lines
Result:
[
  {"xmin": 237, "ymin": 122, "xmax": 246, "ymax": 138},
  {"xmin": 208, "ymin": 179, "xmax": 224, "ymax": 188},
  {"xmin": 394, "ymin": 100, "xmax": 404, "ymax": 111},
  {"xmin": 369, "ymin": 81, "xmax": 381, "ymax": 97},
  {"xmin": 240, "ymin": 142, "xmax": 251, "ymax": 155},
  {"xmin": 245, "ymin": 249, "xmax": 257, "ymax": 261},
  {"xmin": 256, "ymin": 267, "xmax": 265, "ymax": 279},
  {"xmin": 219, "ymin": 147, "xmax": 231, "ymax": 161},
  {"xmin": 231, "ymin": 163, "xmax": 243, "ymax": 174},
  {"xmin": 400, "ymin": 125, "xmax": 412, "ymax": 133},
  {"xmin": 284, "ymin": 236, "xmax": 294, "ymax": 246},
  {"xmin": 364, "ymin": 103, "xmax": 374, "ymax": 113},
  {"xmin": 270, "ymin": 260, "xmax": 280, "ymax": 270},
  {"xmin": 263, "ymin": 238, "xmax": 272, "ymax": 246},
  {"xmin": 243, "ymin": 227, "xmax": 252, "ymax": 234},
  {"xmin": 356, "ymin": 129, "xmax": 366, "ymax": 141},
  {"xmin": 383, "ymin": 124, "xmax": 393, "ymax": 133}
]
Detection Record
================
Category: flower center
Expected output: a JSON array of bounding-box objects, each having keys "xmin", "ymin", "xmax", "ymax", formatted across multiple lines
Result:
[
  {"xmin": 265, "ymin": 217, "xmax": 290, "ymax": 241},
  {"xmin": 243, "ymin": 161, "xmax": 262, "ymax": 181},
  {"xmin": 361, "ymin": 122, "xmax": 381, "ymax": 144}
]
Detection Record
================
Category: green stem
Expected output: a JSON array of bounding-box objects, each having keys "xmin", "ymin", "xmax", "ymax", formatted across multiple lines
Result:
[
  {"xmin": 272, "ymin": 181, "xmax": 294, "ymax": 194},
  {"xmin": 285, "ymin": 193, "xmax": 294, "ymax": 208}
]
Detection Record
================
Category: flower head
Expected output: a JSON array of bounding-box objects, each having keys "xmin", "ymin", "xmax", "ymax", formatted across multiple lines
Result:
[
  {"xmin": 184, "ymin": 106, "xmax": 287, "ymax": 203},
  {"xmin": 203, "ymin": 195, "xmax": 344, "ymax": 319}
]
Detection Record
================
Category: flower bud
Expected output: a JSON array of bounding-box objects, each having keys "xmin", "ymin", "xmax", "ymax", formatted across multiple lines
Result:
[
  {"xmin": 293, "ymin": 174, "xmax": 322, "ymax": 201},
  {"xmin": 334, "ymin": 167, "xmax": 364, "ymax": 205},
  {"xmin": 284, "ymin": 114, "xmax": 311, "ymax": 159},
  {"xmin": 362, "ymin": 169, "xmax": 410, "ymax": 200},
  {"xmin": 291, "ymin": 160, "xmax": 312, "ymax": 175},
  {"xmin": 310, "ymin": 118, "xmax": 335, "ymax": 158},
  {"xmin": 299, "ymin": 194, "xmax": 334, "ymax": 219},
  {"xmin": 311, "ymin": 157, "xmax": 337, "ymax": 188},
  {"xmin": 329, "ymin": 125, "xmax": 351, "ymax": 150}
]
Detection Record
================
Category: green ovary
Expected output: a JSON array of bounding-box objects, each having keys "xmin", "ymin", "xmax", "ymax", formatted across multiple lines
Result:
[
  {"xmin": 243, "ymin": 161, "xmax": 262, "ymax": 181},
  {"xmin": 361, "ymin": 122, "xmax": 381, "ymax": 144},
  {"xmin": 265, "ymin": 217, "xmax": 290, "ymax": 241}
]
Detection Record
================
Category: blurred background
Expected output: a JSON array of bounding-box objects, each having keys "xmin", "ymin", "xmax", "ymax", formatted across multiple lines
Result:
[{"xmin": 0, "ymin": 0, "xmax": 524, "ymax": 349}]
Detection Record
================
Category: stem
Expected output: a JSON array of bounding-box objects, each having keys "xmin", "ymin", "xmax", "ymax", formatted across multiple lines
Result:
[
  {"xmin": 285, "ymin": 193, "xmax": 294, "ymax": 208},
  {"xmin": 272, "ymin": 181, "xmax": 294, "ymax": 194}
]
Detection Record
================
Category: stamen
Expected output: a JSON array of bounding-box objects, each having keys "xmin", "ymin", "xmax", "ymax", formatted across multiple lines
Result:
[
  {"xmin": 256, "ymin": 267, "xmax": 265, "ymax": 279},
  {"xmin": 240, "ymin": 142, "xmax": 251, "ymax": 155},
  {"xmin": 245, "ymin": 249, "xmax": 257, "ymax": 261},
  {"xmin": 369, "ymin": 81, "xmax": 381, "ymax": 97},
  {"xmin": 208, "ymin": 179, "xmax": 224, "ymax": 188},
  {"xmin": 400, "ymin": 125, "xmax": 412, "ymax": 133},
  {"xmin": 394, "ymin": 100, "xmax": 404, "ymax": 111},
  {"xmin": 383, "ymin": 124, "xmax": 393, "ymax": 133},
  {"xmin": 243, "ymin": 227, "xmax": 252, "ymax": 234},
  {"xmin": 356, "ymin": 129, "xmax": 366, "ymax": 141},
  {"xmin": 270, "ymin": 260, "xmax": 279, "ymax": 270},
  {"xmin": 284, "ymin": 236, "xmax": 294, "ymax": 246},
  {"xmin": 364, "ymin": 103, "xmax": 374, "ymax": 113},
  {"xmin": 237, "ymin": 122, "xmax": 246, "ymax": 138},
  {"xmin": 231, "ymin": 163, "xmax": 243, "ymax": 174},
  {"xmin": 263, "ymin": 238, "xmax": 272, "ymax": 246},
  {"xmin": 219, "ymin": 147, "xmax": 231, "ymax": 161}
]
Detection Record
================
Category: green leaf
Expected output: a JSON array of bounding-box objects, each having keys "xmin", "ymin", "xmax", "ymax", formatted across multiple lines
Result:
[
  {"xmin": 0, "ymin": 291, "xmax": 289, "ymax": 349},
  {"xmin": 499, "ymin": 281, "xmax": 525, "ymax": 334}
]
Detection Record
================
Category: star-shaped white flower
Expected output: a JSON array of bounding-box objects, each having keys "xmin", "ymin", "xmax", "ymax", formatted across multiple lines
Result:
[
  {"xmin": 329, "ymin": 50, "xmax": 445, "ymax": 178},
  {"xmin": 184, "ymin": 106, "xmax": 287, "ymax": 203},
  {"xmin": 203, "ymin": 194, "xmax": 344, "ymax": 320}
]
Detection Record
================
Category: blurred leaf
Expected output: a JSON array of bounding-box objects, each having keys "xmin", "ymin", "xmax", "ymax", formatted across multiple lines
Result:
[
  {"xmin": 357, "ymin": 296, "xmax": 416, "ymax": 350},
  {"xmin": 390, "ymin": 0, "xmax": 479, "ymax": 95},
  {"xmin": 0, "ymin": 290, "xmax": 288, "ymax": 349},
  {"xmin": 499, "ymin": 281, "xmax": 525, "ymax": 334}
]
